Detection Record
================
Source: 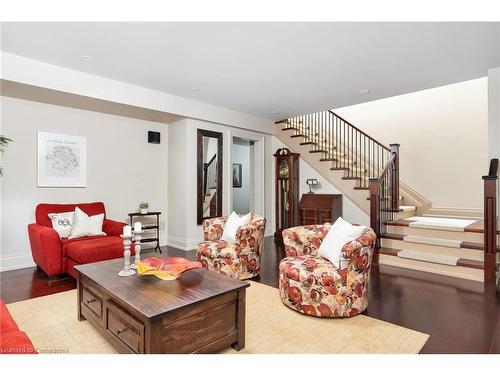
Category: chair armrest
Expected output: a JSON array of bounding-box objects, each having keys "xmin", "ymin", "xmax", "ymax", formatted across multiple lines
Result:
[
  {"xmin": 236, "ymin": 219, "xmax": 266, "ymax": 255},
  {"xmin": 103, "ymin": 218, "xmax": 127, "ymax": 237},
  {"xmin": 282, "ymin": 224, "xmax": 331, "ymax": 257},
  {"xmin": 27, "ymin": 223, "xmax": 63, "ymax": 276},
  {"xmin": 202, "ymin": 217, "xmax": 227, "ymax": 241},
  {"xmin": 339, "ymin": 228, "xmax": 377, "ymax": 289},
  {"xmin": 340, "ymin": 228, "xmax": 376, "ymax": 260}
]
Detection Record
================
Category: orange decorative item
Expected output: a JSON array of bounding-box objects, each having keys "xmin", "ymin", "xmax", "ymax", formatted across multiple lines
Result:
[{"xmin": 137, "ymin": 257, "xmax": 202, "ymax": 280}]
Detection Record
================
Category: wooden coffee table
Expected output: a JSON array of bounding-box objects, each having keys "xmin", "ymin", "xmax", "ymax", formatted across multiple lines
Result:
[{"xmin": 75, "ymin": 258, "xmax": 249, "ymax": 354}]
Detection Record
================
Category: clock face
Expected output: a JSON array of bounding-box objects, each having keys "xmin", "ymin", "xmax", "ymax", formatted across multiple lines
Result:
[{"xmin": 279, "ymin": 159, "xmax": 289, "ymax": 178}]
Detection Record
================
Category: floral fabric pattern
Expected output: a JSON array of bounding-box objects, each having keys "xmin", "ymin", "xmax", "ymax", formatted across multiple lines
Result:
[
  {"xmin": 282, "ymin": 223, "xmax": 332, "ymax": 257},
  {"xmin": 279, "ymin": 225, "xmax": 376, "ymax": 318},
  {"xmin": 203, "ymin": 217, "xmax": 227, "ymax": 241},
  {"xmin": 197, "ymin": 214, "xmax": 266, "ymax": 280}
]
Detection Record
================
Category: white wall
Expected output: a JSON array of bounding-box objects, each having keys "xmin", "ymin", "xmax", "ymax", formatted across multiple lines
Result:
[
  {"xmin": 488, "ymin": 67, "xmax": 500, "ymax": 214},
  {"xmin": 232, "ymin": 140, "xmax": 252, "ymax": 214},
  {"xmin": 168, "ymin": 118, "xmax": 273, "ymax": 250},
  {"xmin": 166, "ymin": 119, "xmax": 188, "ymax": 248},
  {"xmin": 0, "ymin": 96, "xmax": 169, "ymax": 271},
  {"xmin": 335, "ymin": 78, "xmax": 488, "ymax": 210},
  {"xmin": 271, "ymin": 136, "xmax": 369, "ymax": 227},
  {"xmin": 488, "ymin": 67, "xmax": 500, "ymax": 161}
]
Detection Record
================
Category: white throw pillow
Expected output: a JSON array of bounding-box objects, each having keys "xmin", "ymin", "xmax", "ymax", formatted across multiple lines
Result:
[
  {"xmin": 221, "ymin": 212, "xmax": 252, "ymax": 243},
  {"xmin": 318, "ymin": 217, "xmax": 367, "ymax": 266},
  {"xmin": 69, "ymin": 207, "xmax": 106, "ymax": 239},
  {"xmin": 48, "ymin": 211, "xmax": 75, "ymax": 238}
]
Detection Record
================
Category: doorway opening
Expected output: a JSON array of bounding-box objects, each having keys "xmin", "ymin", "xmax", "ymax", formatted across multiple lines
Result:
[{"xmin": 232, "ymin": 137, "xmax": 256, "ymax": 214}]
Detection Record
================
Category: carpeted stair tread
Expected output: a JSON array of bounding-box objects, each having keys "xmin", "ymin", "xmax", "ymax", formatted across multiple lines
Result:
[{"xmin": 378, "ymin": 247, "xmax": 484, "ymax": 269}]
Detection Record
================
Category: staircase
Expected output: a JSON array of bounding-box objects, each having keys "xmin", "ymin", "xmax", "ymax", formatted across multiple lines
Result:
[
  {"xmin": 203, "ymin": 153, "xmax": 218, "ymax": 217},
  {"xmin": 203, "ymin": 187, "xmax": 217, "ymax": 216},
  {"xmin": 276, "ymin": 110, "xmax": 499, "ymax": 284}
]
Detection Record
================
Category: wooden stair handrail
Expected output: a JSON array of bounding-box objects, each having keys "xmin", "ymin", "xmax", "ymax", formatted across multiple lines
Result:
[
  {"xmin": 376, "ymin": 153, "xmax": 396, "ymax": 182},
  {"xmin": 487, "ymin": 158, "xmax": 499, "ymax": 178},
  {"xmin": 328, "ymin": 110, "xmax": 390, "ymax": 152},
  {"xmin": 483, "ymin": 158, "xmax": 498, "ymax": 284},
  {"xmin": 204, "ymin": 153, "xmax": 217, "ymax": 170},
  {"xmin": 203, "ymin": 153, "xmax": 217, "ymax": 195},
  {"xmin": 370, "ymin": 149, "xmax": 398, "ymax": 252}
]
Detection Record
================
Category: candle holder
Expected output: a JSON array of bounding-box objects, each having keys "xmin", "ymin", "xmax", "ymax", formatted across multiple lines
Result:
[
  {"xmin": 130, "ymin": 230, "xmax": 143, "ymax": 269},
  {"xmin": 119, "ymin": 234, "xmax": 136, "ymax": 277}
]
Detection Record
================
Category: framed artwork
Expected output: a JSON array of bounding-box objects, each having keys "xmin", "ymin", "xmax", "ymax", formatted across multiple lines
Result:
[
  {"xmin": 37, "ymin": 132, "xmax": 87, "ymax": 187},
  {"xmin": 232, "ymin": 163, "xmax": 242, "ymax": 188}
]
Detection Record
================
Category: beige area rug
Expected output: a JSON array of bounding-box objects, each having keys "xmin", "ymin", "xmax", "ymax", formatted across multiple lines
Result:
[{"xmin": 7, "ymin": 281, "xmax": 429, "ymax": 354}]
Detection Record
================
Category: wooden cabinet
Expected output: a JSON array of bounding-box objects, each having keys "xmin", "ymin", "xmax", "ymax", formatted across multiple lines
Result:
[{"xmin": 299, "ymin": 194, "xmax": 342, "ymax": 226}]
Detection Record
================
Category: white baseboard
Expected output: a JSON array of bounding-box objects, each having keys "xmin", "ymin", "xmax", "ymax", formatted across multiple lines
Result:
[
  {"xmin": 167, "ymin": 235, "xmax": 198, "ymax": 251},
  {"xmin": 265, "ymin": 227, "xmax": 274, "ymax": 238},
  {"xmin": 0, "ymin": 254, "xmax": 36, "ymax": 272}
]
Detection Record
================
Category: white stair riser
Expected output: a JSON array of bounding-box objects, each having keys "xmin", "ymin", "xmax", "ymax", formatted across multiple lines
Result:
[
  {"xmin": 393, "ymin": 210, "xmax": 417, "ymax": 220},
  {"xmin": 379, "ymin": 254, "xmax": 483, "ymax": 282},
  {"xmin": 381, "ymin": 238, "xmax": 483, "ymax": 261},
  {"xmin": 386, "ymin": 226, "xmax": 485, "ymax": 242}
]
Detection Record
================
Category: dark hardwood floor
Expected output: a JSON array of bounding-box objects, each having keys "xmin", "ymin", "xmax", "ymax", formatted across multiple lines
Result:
[{"xmin": 1, "ymin": 237, "xmax": 499, "ymax": 354}]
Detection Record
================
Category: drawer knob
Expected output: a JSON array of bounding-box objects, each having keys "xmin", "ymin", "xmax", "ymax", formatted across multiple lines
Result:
[
  {"xmin": 86, "ymin": 298, "xmax": 96, "ymax": 304},
  {"xmin": 116, "ymin": 328, "xmax": 128, "ymax": 335}
]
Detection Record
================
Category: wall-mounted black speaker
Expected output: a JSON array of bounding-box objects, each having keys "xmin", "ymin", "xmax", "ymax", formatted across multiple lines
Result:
[{"xmin": 148, "ymin": 131, "xmax": 161, "ymax": 144}]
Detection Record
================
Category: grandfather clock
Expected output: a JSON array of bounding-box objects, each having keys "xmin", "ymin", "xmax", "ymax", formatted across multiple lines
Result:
[{"xmin": 274, "ymin": 148, "xmax": 300, "ymax": 241}]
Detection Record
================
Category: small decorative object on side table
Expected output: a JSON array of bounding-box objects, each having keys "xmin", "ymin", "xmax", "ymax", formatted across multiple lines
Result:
[
  {"xmin": 128, "ymin": 211, "xmax": 162, "ymax": 253},
  {"xmin": 119, "ymin": 225, "xmax": 135, "ymax": 277},
  {"xmin": 139, "ymin": 201, "xmax": 149, "ymax": 215},
  {"xmin": 306, "ymin": 178, "xmax": 319, "ymax": 194}
]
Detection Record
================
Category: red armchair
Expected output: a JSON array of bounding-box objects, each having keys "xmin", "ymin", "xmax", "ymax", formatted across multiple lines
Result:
[{"xmin": 27, "ymin": 202, "xmax": 133, "ymax": 278}]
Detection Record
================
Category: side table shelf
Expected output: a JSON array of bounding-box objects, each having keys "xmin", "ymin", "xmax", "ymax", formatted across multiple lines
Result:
[{"xmin": 128, "ymin": 211, "xmax": 162, "ymax": 253}]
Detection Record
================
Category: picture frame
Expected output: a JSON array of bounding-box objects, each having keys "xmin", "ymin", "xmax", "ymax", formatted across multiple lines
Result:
[
  {"xmin": 37, "ymin": 132, "xmax": 87, "ymax": 187},
  {"xmin": 232, "ymin": 163, "xmax": 242, "ymax": 188}
]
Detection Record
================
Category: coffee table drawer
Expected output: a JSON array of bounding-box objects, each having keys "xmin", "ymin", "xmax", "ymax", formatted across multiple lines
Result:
[
  {"xmin": 106, "ymin": 302, "xmax": 144, "ymax": 353},
  {"xmin": 81, "ymin": 287, "xmax": 103, "ymax": 321}
]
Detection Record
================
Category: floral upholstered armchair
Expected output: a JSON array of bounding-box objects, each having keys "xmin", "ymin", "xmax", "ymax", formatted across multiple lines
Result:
[
  {"xmin": 196, "ymin": 214, "xmax": 266, "ymax": 280},
  {"xmin": 279, "ymin": 223, "xmax": 376, "ymax": 318}
]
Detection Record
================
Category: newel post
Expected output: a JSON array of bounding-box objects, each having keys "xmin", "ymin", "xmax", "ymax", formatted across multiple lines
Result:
[
  {"xmin": 483, "ymin": 173, "xmax": 497, "ymax": 284},
  {"xmin": 389, "ymin": 143, "xmax": 400, "ymax": 211},
  {"xmin": 370, "ymin": 178, "xmax": 381, "ymax": 264}
]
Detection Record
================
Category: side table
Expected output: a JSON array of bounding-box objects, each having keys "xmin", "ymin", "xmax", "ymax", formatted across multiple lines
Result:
[{"xmin": 128, "ymin": 211, "xmax": 162, "ymax": 253}]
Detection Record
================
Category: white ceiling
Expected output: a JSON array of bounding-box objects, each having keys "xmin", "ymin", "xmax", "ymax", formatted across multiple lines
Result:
[{"xmin": 1, "ymin": 22, "xmax": 499, "ymax": 120}]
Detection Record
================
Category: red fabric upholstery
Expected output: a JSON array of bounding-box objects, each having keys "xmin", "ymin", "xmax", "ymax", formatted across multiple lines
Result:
[
  {"xmin": 27, "ymin": 223, "xmax": 64, "ymax": 276},
  {"xmin": 0, "ymin": 300, "xmax": 36, "ymax": 354},
  {"xmin": 66, "ymin": 258, "xmax": 79, "ymax": 279},
  {"xmin": 28, "ymin": 202, "xmax": 129, "ymax": 278},
  {"xmin": 65, "ymin": 237, "xmax": 131, "ymax": 264},
  {"xmin": 1, "ymin": 300, "xmax": 19, "ymax": 333},
  {"xmin": 35, "ymin": 202, "xmax": 106, "ymax": 227},
  {"xmin": 103, "ymin": 218, "xmax": 127, "ymax": 237},
  {"xmin": 61, "ymin": 235, "xmax": 112, "ymax": 256}
]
